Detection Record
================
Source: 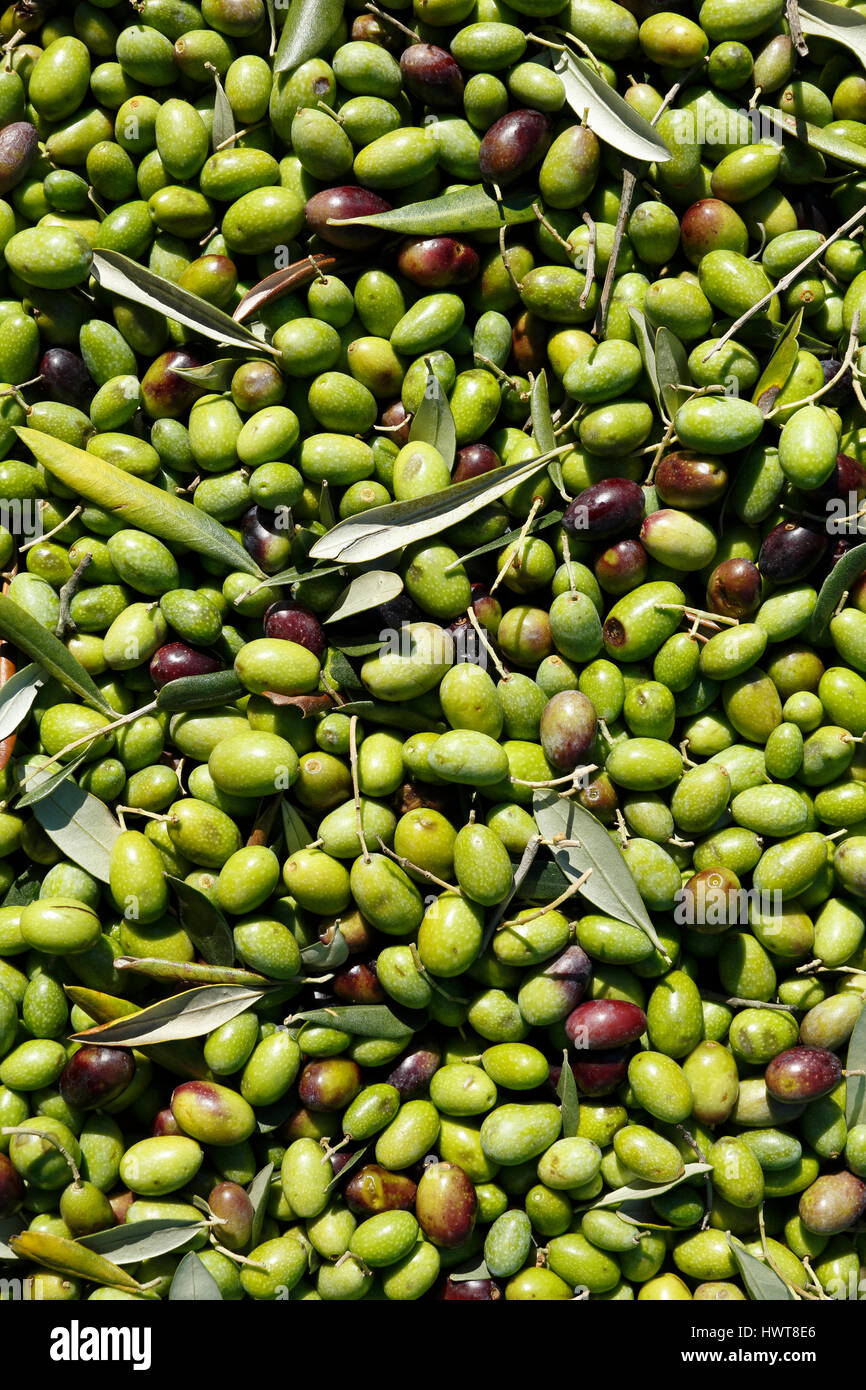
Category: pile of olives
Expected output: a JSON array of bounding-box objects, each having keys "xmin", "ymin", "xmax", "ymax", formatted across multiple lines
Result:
[{"xmin": 4, "ymin": 0, "xmax": 866, "ymax": 1306}]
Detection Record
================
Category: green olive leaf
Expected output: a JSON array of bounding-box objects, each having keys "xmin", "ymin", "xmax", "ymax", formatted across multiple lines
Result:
[
  {"xmin": 552, "ymin": 46, "xmax": 671, "ymax": 164},
  {"xmin": 846, "ymin": 998, "xmax": 866, "ymax": 1128},
  {"xmin": 9, "ymin": 1232, "xmax": 146, "ymax": 1292},
  {"xmin": 32, "ymin": 778, "xmax": 122, "ymax": 883},
  {"xmin": 1, "ymin": 865, "xmax": 44, "ymax": 908},
  {"xmin": 584, "ymin": 1162, "xmax": 713, "ymax": 1210},
  {"xmin": 91, "ymin": 250, "xmax": 276, "ymax": 357},
  {"xmin": 274, "ymin": 0, "xmax": 343, "ymax": 74},
  {"xmin": 448, "ymin": 1253, "xmax": 492, "ymax": 1283},
  {"xmin": 727, "ymin": 1237, "xmax": 796, "ymax": 1301},
  {"xmin": 68, "ymin": 984, "xmax": 271, "ymax": 1046},
  {"xmin": 280, "ymin": 798, "xmax": 313, "ymax": 856},
  {"xmin": 165, "ymin": 877, "xmax": 235, "ymax": 967},
  {"xmin": 326, "ymin": 1141, "xmax": 371, "ymax": 1193},
  {"xmin": 533, "ymin": 790, "xmax": 668, "ymax": 954},
  {"xmin": 78, "ymin": 1219, "xmax": 208, "ymax": 1265},
  {"xmin": 318, "ymin": 480, "xmax": 337, "ymax": 530},
  {"xmin": 531, "ymin": 369, "xmax": 565, "ymax": 498},
  {"xmin": 798, "ymin": 0, "xmax": 866, "ymax": 68},
  {"xmin": 329, "ymin": 183, "xmax": 539, "ymax": 237},
  {"xmin": 557, "ymin": 1049, "xmax": 580, "ymax": 1139},
  {"xmin": 169, "ymin": 1250, "xmax": 224, "ymax": 1300},
  {"xmin": 17, "ymin": 428, "xmax": 263, "ymax": 580},
  {"xmin": 760, "ymin": 105, "xmax": 866, "ymax": 168},
  {"xmin": 752, "ymin": 307, "xmax": 803, "ymax": 416},
  {"xmin": 14, "ymin": 749, "xmax": 90, "ymax": 808},
  {"xmin": 510, "ymin": 858, "xmax": 570, "ymax": 901},
  {"xmin": 409, "ymin": 360, "xmax": 456, "ymax": 471},
  {"xmin": 324, "ymin": 570, "xmax": 404, "ymax": 625},
  {"xmin": 292, "ymin": 1004, "xmax": 416, "ymax": 1040},
  {"xmin": 247, "ymin": 1162, "xmax": 275, "ymax": 1248},
  {"xmin": 211, "ymin": 70, "xmax": 236, "ymax": 152},
  {"xmin": 310, "ymin": 449, "xmax": 562, "ymax": 565},
  {"xmin": 156, "ymin": 669, "xmax": 247, "ymax": 712},
  {"xmin": 654, "ymin": 326, "xmax": 691, "ymax": 420},
  {"xmin": 301, "ymin": 926, "xmax": 349, "ymax": 973},
  {"xmin": 628, "ymin": 307, "xmax": 664, "ymax": 417},
  {"xmin": 0, "ymin": 663, "xmax": 44, "ymax": 741},
  {"xmin": 63, "ymin": 986, "xmax": 139, "ymax": 1024},
  {"xmin": 0, "ymin": 594, "xmax": 113, "ymax": 715},
  {"xmin": 116, "ymin": 956, "xmax": 266, "ymax": 987},
  {"xmin": 809, "ymin": 541, "xmax": 866, "ymax": 645}
]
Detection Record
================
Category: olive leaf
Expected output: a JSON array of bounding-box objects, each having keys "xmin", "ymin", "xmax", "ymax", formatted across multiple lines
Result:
[
  {"xmin": 552, "ymin": 46, "xmax": 671, "ymax": 164},
  {"xmin": 14, "ymin": 749, "xmax": 90, "ymax": 808},
  {"xmin": 329, "ymin": 184, "xmax": 539, "ymax": 236},
  {"xmin": 846, "ymin": 998, "xmax": 866, "ymax": 1128},
  {"xmin": 78, "ymin": 1219, "xmax": 208, "ymax": 1265},
  {"xmin": 17, "ymin": 429, "xmax": 263, "ymax": 580},
  {"xmin": 211, "ymin": 71, "xmax": 236, "ymax": 152},
  {"xmin": 654, "ymin": 326, "xmax": 691, "ymax": 419},
  {"xmin": 116, "ymin": 957, "xmax": 267, "ymax": 987},
  {"xmin": 301, "ymin": 926, "xmax": 349, "ymax": 973},
  {"xmin": 91, "ymin": 250, "xmax": 276, "ymax": 358},
  {"xmin": 727, "ymin": 1237, "xmax": 796, "ymax": 1301},
  {"xmin": 264, "ymin": 0, "xmax": 278, "ymax": 54},
  {"xmin": 247, "ymin": 1163, "xmax": 274, "ymax": 1248},
  {"xmin": 64, "ymin": 985, "xmax": 138, "ymax": 1024},
  {"xmin": 281, "ymin": 798, "xmax": 313, "ymax": 855},
  {"xmin": 798, "ymin": 0, "xmax": 866, "ymax": 68},
  {"xmin": 450, "ymin": 510, "xmax": 564, "ymax": 570},
  {"xmin": 9, "ymin": 1231, "xmax": 146, "ymax": 1292},
  {"xmin": 533, "ymin": 790, "xmax": 668, "ymax": 954},
  {"xmin": 292, "ymin": 1004, "xmax": 416, "ymax": 1040},
  {"xmin": 173, "ymin": 358, "xmax": 239, "ymax": 391},
  {"xmin": 0, "ymin": 663, "xmax": 44, "ymax": 741},
  {"xmin": 334, "ymin": 698, "xmax": 445, "ymax": 734},
  {"xmin": 808, "ymin": 541, "xmax": 866, "ymax": 646},
  {"xmin": 33, "ymin": 778, "xmax": 123, "ymax": 883},
  {"xmin": 1, "ymin": 864, "xmax": 43, "ymax": 908},
  {"xmin": 274, "ymin": 0, "xmax": 344, "ymax": 74},
  {"xmin": 68, "ymin": 984, "xmax": 271, "ymax": 1046},
  {"xmin": 166, "ymin": 876, "xmax": 235, "ymax": 967},
  {"xmin": 557, "ymin": 1049, "xmax": 580, "ymax": 1139},
  {"xmin": 326, "ymin": 1142, "xmax": 371, "ymax": 1193},
  {"xmin": 169, "ymin": 1250, "xmax": 223, "ymax": 1301},
  {"xmin": 752, "ymin": 307, "xmax": 803, "ymax": 416},
  {"xmin": 0, "ymin": 594, "xmax": 113, "ymax": 715},
  {"xmin": 584, "ymin": 1162, "xmax": 713, "ymax": 1210},
  {"xmin": 233, "ymin": 254, "xmax": 337, "ymax": 323},
  {"xmin": 760, "ymin": 105, "xmax": 866, "ymax": 168},
  {"xmin": 628, "ymin": 307, "xmax": 664, "ymax": 417},
  {"xmin": 319, "ymin": 480, "xmax": 337, "ymax": 530},
  {"xmin": 324, "ymin": 571, "xmax": 404, "ymax": 625},
  {"xmin": 309, "ymin": 449, "xmax": 562, "ymax": 565},
  {"xmin": 448, "ymin": 1253, "xmax": 492, "ymax": 1283},
  {"xmin": 531, "ymin": 369, "xmax": 565, "ymax": 497},
  {"xmin": 409, "ymin": 361, "xmax": 456, "ymax": 471},
  {"xmin": 156, "ymin": 669, "xmax": 247, "ymax": 712}
]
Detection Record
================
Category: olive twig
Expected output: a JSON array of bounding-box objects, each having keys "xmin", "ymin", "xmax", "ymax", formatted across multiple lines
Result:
[
  {"xmin": 765, "ymin": 311, "xmax": 860, "ymax": 418},
  {"xmin": 19, "ymin": 505, "xmax": 81, "ymax": 552},
  {"xmin": 677, "ymin": 1126, "xmax": 712, "ymax": 1229},
  {"xmin": 14, "ymin": 702, "xmax": 158, "ymax": 791},
  {"xmin": 54, "ymin": 553, "xmax": 92, "ymax": 641},
  {"xmin": 247, "ymin": 791, "xmax": 283, "ymax": 849},
  {"xmin": 801, "ymin": 1258, "xmax": 830, "ymax": 1301},
  {"xmin": 579, "ymin": 213, "xmax": 596, "ymax": 311},
  {"xmin": 561, "ymin": 531, "xmax": 577, "ymax": 595},
  {"xmin": 496, "ymin": 869, "xmax": 590, "ymax": 932},
  {"xmin": 364, "ymin": 1, "xmax": 420, "ymax": 42},
  {"xmin": 614, "ymin": 809, "xmax": 630, "ymax": 847},
  {"xmin": 785, "ymin": 0, "xmax": 810, "ymax": 57},
  {"xmin": 2, "ymin": 1125, "xmax": 82, "ymax": 1187},
  {"xmin": 375, "ymin": 835, "xmax": 458, "ymax": 895},
  {"xmin": 531, "ymin": 201, "xmax": 574, "ymax": 259},
  {"xmin": 464, "ymin": 604, "xmax": 510, "ymax": 682},
  {"xmin": 489, "ymin": 496, "xmax": 543, "ymax": 596},
  {"xmin": 700, "ymin": 990, "xmax": 803, "ymax": 1013},
  {"xmin": 757, "ymin": 1204, "xmax": 804, "ymax": 1299}
]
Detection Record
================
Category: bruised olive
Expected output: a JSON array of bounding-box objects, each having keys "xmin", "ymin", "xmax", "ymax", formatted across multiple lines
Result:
[
  {"xmin": 706, "ymin": 558, "xmax": 762, "ymax": 619},
  {"xmin": 0, "ymin": 120, "xmax": 37, "ymax": 195},
  {"xmin": 0, "ymin": 1152, "xmax": 23, "ymax": 1218},
  {"xmin": 387, "ymin": 1043, "xmax": 442, "ymax": 1099},
  {"xmin": 765, "ymin": 1046, "xmax": 842, "ymax": 1103},
  {"xmin": 333, "ymin": 960, "xmax": 385, "ymax": 1005},
  {"xmin": 655, "ymin": 452, "xmax": 728, "ymax": 509},
  {"xmin": 453, "ymin": 443, "xmax": 500, "ymax": 483},
  {"xmin": 345, "ymin": 1164, "xmax": 417, "ymax": 1215},
  {"xmin": 595, "ymin": 539, "xmax": 648, "ymax": 596},
  {"xmin": 141, "ymin": 350, "xmax": 204, "ymax": 420},
  {"xmin": 566, "ymin": 1000, "xmax": 647, "ymax": 1050},
  {"xmin": 298, "ymin": 1058, "xmax": 363, "ymax": 1112}
]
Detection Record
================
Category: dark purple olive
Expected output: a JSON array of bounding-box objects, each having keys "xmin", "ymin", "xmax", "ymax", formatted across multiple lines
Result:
[
  {"xmin": 811, "ymin": 451, "xmax": 866, "ymax": 515},
  {"xmin": 566, "ymin": 999, "xmax": 647, "ymax": 1051},
  {"xmin": 152, "ymin": 1107, "xmax": 183, "ymax": 1137},
  {"xmin": 765, "ymin": 1045, "xmax": 842, "ymax": 1102},
  {"xmin": 141, "ymin": 349, "xmax": 204, "ymax": 420},
  {"xmin": 345, "ymin": 1164, "xmax": 417, "ymax": 1215},
  {"xmin": 453, "ymin": 443, "xmax": 500, "ymax": 484},
  {"xmin": 208, "ymin": 1181, "xmax": 254, "ymax": 1251},
  {"xmin": 571, "ymin": 1048, "xmax": 631, "ymax": 1097},
  {"xmin": 230, "ymin": 359, "xmax": 285, "ymax": 413},
  {"xmin": 595, "ymin": 538, "xmax": 648, "ymax": 596},
  {"xmin": 817, "ymin": 359, "xmax": 853, "ymax": 409},
  {"xmin": 387, "ymin": 1041, "xmax": 442, "ymax": 1099},
  {"xmin": 150, "ymin": 643, "xmax": 223, "ymax": 687},
  {"xmin": 539, "ymin": 689, "xmax": 598, "ymax": 771},
  {"xmin": 563, "ymin": 477, "xmax": 645, "ymax": 539},
  {"xmin": 298, "ymin": 1057, "xmax": 363, "ymax": 1112},
  {"xmin": 479, "ymin": 109, "xmax": 551, "ymax": 187},
  {"xmin": 397, "ymin": 235, "xmax": 479, "ymax": 288},
  {"xmin": 333, "ymin": 959, "xmax": 385, "ymax": 1005},
  {"xmin": 351, "ymin": 13, "xmax": 402, "ymax": 49},
  {"xmin": 511, "ymin": 310, "xmax": 547, "ymax": 376},
  {"xmin": 758, "ymin": 521, "xmax": 829, "ymax": 583},
  {"xmin": 304, "ymin": 186, "xmax": 392, "ymax": 250},
  {"xmin": 577, "ymin": 771, "xmax": 618, "ymax": 824},
  {"xmin": 706, "ymin": 557, "xmax": 762, "ymax": 619},
  {"xmin": 655, "ymin": 452, "xmax": 728, "ymax": 508},
  {"xmin": 0, "ymin": 1152, "xmax": 23, "ymax": 1218},
  {"xmin": 799, "ymin": 1171, "xmax": 866, "ymax": 1235},
  {"xmin": 242, "ymin": 504, "xmax": 292, "ymax": 574},
  {"xmin": 438, "ymin": 1277, "xmax": 501, "ymax": 1300},
  {"xmin": 58, "ymin": 1046, "xmax": 136, "ymax": 1110},
  {"xmin": 263, "ymin": 600, "xmax": 326, "ymax": 658},
  {"xmin": 400, "ymin": 43, "xmax": 464, "ymax": 108},
  {"xmin": 416, "ymin": 1161, "xmax": 477, "ymax": 1249},
  {"xmin": 39, "ymin": 347, "xmax": 92, "ymax": 407},
  {"xmin": 381, "ymin": 399, "xmax": 411, "ymax": 446},
  {"xmin": 0, "ymin": 120, "xmax": 37, "ymax": 195}
]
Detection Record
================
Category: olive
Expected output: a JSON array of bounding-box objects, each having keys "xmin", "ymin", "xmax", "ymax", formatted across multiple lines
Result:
[
  {"xmin": 563, "ymin": 479, "xmax": 645, "ymax": 539},
  {"xmin": 478, "ymin": 110, "xmax": 550, "ymax": 188},
  {"xmin": 706, "ymin": 559, "xmax": 762, "ymax": 619},
  {"xmin": 150, "ymin": 643, "xmax": 224, "ymax": 687},
  {"xmin": 400, "ymin": 45, "xmax": 464, "ymax": 109},
  {"xmin": 58, "ymin": 1046, "xmax": 136, "ymax": 1110},
  {"xmin": 304, "ymin": 186, "xmax": 392, "ymax": 250},
  {"xmin": 758, "ymin": 523, "xmax": 829, "ymax": 583}
]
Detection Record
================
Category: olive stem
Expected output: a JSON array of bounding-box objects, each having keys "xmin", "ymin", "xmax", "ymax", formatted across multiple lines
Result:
[
  {"xmin": 1, "ymin": 1125, "xmax": 82, "ymax": 1187},
  {"xmin": 481, "ymin": 832, "xmax": 543, "ymax": 951},
  {"xmin": 472, "ymin": 353, "xmax": 526, "ymax": 395},
  {"xmin": 801, "ymin": 1258, "xmax": 830, "ymax": 1301},
  {"xmin": 464, "ymin": 604, "xmax": 511, "ymax": 682},
  {"xmin": 364, "ymin": 1, "xmax": 420, "ymax": 42},
  {"xmin": 496, "ymin": 869, "xmax": 591, "ymax": 932},
  {"xmin": 14, "ymin": 702, "xmax": 158, "ymax": 791},
  {"xmin": 512, "ymin": 764, "xmax": 598, "ymax": 789},
  {"xmin": 375, "ymin": 835, "xmax": 458, "ymax": 895},
  {"xmin": 658, "ymin": 603, "xmax": 740, "ymax": 627},
  {"xmin": 614, "ymin": 810, "xmax": 630, "ymax": 848},
  {"xmin": 785, "ymin": 0, "xmax": 810, "ymax": 56},
  {"xmin": 489, "ymin": 496, "xmax": 543, "ymax": 596},
  {"xmin": 579, "ymin": 212, "xmax": 597, "ymax": 310},
  {"xmin": 561, "ymin": 531, "xmax": 577, "ymax": 595},
  {"xmin": 54, "ymin": 553, "xmax": 92, "ymax": 641},
  {"xmin": 704, "ymin": 202, "xmax": 866, "ymax": 361},
  {"xmin": 19, "ymin": 505, "xmax": 82, "ymax": 552},
  {"xmin": 701, "ymin": 990, "xmax": 803, "ymax": 1013},
  {"xmin": 531, "ymin": 201, "xmax": 574, "ymax": 258}
]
